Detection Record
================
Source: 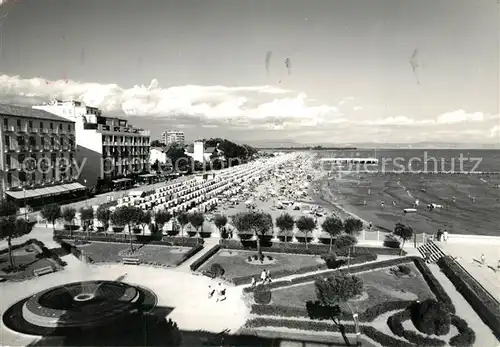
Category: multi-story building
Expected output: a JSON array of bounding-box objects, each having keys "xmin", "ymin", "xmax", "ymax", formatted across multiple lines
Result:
[
  {"xmin": 162, "ymin": 130, "xmax": 185, "ymax": 145},
  {"xmin": 0, "ymin": 104, "xmax": 85, "ymax": 208},
  {"xmin": 33, "ymin": 100, "xmax": 150, "ymax": 191}
]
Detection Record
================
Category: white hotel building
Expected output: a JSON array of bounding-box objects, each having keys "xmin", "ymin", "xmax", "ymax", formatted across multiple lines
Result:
[
  {"xmin": 162, "ymin": 130, "xmax": 185, "ymax": 145},
  {"xmin": 33, "ymin": 100, "xmax": 151, "ymax": 191}
]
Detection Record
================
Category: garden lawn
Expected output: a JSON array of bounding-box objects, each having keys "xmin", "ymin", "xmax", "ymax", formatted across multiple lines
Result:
[
  {"xmin": 198, "ymin": 249, "xmax": 324, "ymax": 280},
  {"xmin": 66, "ymin": 240, "xmax": 190, "ymax": 266},
  {"xmin": 271, "ymin": 262, "xmax": 435, "ymax": 315},
  {"xmin": 0, "ymin": 243, "xmax": 57, "ymax": 278}
]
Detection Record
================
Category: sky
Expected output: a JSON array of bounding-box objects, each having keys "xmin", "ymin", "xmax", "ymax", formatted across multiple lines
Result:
[{"xmin": 0, "ymin": 0, "xmax": 499, "ymax": 146}]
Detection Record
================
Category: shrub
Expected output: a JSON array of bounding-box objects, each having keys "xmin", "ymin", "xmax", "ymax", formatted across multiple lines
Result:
[
  {"xmin": 411, "ymin": 299, "xmax": 451, "ymax": 336},
  {"xmin": 267, "ymin": 255, "xmax": 273, "ymax": 261},
  {"xmin": 398, "ymin": 264, "xmax": 412, "ymax": 275},
  {"xmin": 210, "ymin": 263, "xmax": 225, "ymax": 278},
  {"xmin": 359, "ymin": 300, "xmax": 414, "ymax": 322},
  {"xmin": 450, "ymin": 315, "xmax": 476, "ymax": 347},
  {"xmin": 361, "ymin": 326, "xmax": 415, "ymax": 347},
  {"xmin": 387, "ymin": 308, "xmax": 446, "ymax": 346},
  {"xmin": 253, "ymin": 285, "xmax": 271, "ymax": 305}
]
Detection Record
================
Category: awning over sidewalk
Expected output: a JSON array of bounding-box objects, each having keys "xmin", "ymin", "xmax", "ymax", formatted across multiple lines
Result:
[
  {"xmin": 5, "ymin": 182, "xmax": 86, "ymax": 200},
  {"xmin": 112, "ymin": 178, "xmax": 133, "ymax": 184}
]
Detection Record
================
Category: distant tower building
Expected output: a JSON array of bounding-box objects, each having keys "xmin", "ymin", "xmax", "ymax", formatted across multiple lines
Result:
[{"xmin": 162, "ymin": 130, "xmax": 185, "ymax": 145}]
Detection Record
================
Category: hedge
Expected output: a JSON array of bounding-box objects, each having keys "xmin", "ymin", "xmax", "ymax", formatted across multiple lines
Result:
[
  {"xmin": 189, "ymin": 245, "xmax": 221, "ymax": 271},
  {"xmin": 437, "ymin": 256, "xmax": 500, "ymax": 340},
  {"xmin": 243, "ymin": 256, "xmax": 455, "ymax": 316},
  {"xmin": 387, "ymin": 309, "xmax": 446, "ymax": 346},
  {"xmin": 53, "ymin": 236, "xmax": 95, "ymax": 263},
  {"xmin": 250, "ymin": 300, "xmax": 414, "ymax": 323},
  {"xmin": 449, "ymin": 315, "xmax": 476, "ymax": 347},
  {"xmin": 54, "ymin": 230, "xmax": 203, "ymax": 247},
  {"xmin": 232, "ymin": 253, "xmax": 376, "ymax": 286},
  {"xmin": 223, "ymin": 239, "xmax": 405, "ymax": 256},
  {"xmin": 174, "ymin": 244, "xmax": 203, "ymax": 266},
  {"xmin": 245, "ymin": 317, "xmax": 417, "ymax": 347}
]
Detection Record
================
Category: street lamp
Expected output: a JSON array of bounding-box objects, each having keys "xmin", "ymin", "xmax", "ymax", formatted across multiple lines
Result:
[
  {"xmin": 84, "ymin": 179, "xmax": 88, "ymax": 207},
  {"xmin": 23, "ymin": 188, "xmax": 27, "ymax": 219}
]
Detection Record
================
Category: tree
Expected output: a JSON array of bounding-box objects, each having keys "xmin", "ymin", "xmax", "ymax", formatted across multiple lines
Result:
[
  {"xmin": 315, "ymin": 273, "xmax": 364, "ymax": 344},
  {"xmin": 214, "ymin": 215, "xmax": 228, "ymax": 242},
  {"xmin": 79, "ymin": 207, "xmax": 94, "ymax": 231},
  {"xmin": 111, "ymin": 206, "xmax": 142, "ymax": 250},
  {"xmin": 62, "ymin": 207, "xmax": 76, "ymax": 228},
  {"xmin": 187, "ymin": 212, "xmax": 204, "ymax": 243},
  {"xmin": 411, "ymin": 299, "xmax": 451, "ymax": 336},
  {"xmin": 334, "ymin": 234, "xmax": 358, "ymax": 250},
  {"xmin": 154, "ymin": 210, "xmax": 171, "ymax": 236},
  {"xmin": 275, "ymin": 213, "xmax": 294, "ymax": 243},
  {"xmin": 150, "ymin": 139, "xmax": 163, "ymax": 147},
  {"xmin": 295, "ymin": 216, "xmax": 316, "ymax": 249},
  {"xmin": 0, "ymin": 201, "xmax": 34, "ymax": 269},
  {"xmin": 41, "ymin": 203, "xmax": 62, "ymax": 231},
  {"xmin": 151, "ymin": 159, "xmax": 160, "ymax": 172},
  {"xmin": 232, "ymin": 211, "xmax": 273, "ymax": 255},
  {"xmin": 321, "ymin": 215, "xmax": 344, "ymax": 251},
  {"xmin": 344, "ymin": 218, "xmax": 363, "ymax": 236},
  {"xmin": 96, "ymin": 205, "xmax": 111, "ymax": 233},
  {"xmin": 393, "ymin": 222, "xmax": 414, "ymax": 255},
  {"xmin": 176, "ymin": 212, "xmax": 189, "ymax": 241}
]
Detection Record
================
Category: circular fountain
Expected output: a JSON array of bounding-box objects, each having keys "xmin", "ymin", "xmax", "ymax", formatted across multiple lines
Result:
[{"xmin": 3, "ymin": 281, "xmax": 157, "ymax": 336}]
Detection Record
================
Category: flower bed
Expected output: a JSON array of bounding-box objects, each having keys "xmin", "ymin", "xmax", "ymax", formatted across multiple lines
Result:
[
  {"xmin": 223, "ymin": 239, "xmax": 404, "ymax": 256},
  {"xmin": 54, "ymin": 230, "xmax": 203, "ymax": 247}
]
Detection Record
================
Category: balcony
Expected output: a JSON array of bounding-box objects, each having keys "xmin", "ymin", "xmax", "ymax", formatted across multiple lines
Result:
[
  {"xmin": 42, "ymin": 128, "xmax": 49, "ymax": 134},
  {"xmin": 62, "ymin": 145, "xmax": 69, "ymax": 151},
  {"xmin": 3, "ymin": 125, "xmax": 15, "ymax": 132},
  {"xmin": 30, "ymin": 127, "xmax": 38, "ymax": 133}
]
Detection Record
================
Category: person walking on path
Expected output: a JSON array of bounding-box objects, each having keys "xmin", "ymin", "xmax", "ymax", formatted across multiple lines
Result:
[
  {"xmin": 260, "ymin": 269, "xmax": 267, "ymax": 284},
  {"xmin": 480, "ymin": 254, "xmax": 486, "ymax": 266},
  {"xmin": 266, "ymin": 269, "xmax": 272, "ymax": 283},
  {"xmin": 251, "ymin": 277, "xmax": 256, "ymax": 288},
  {"xmin": 216, "ymin": 282, "xmax": 226, "ymax": 302}
]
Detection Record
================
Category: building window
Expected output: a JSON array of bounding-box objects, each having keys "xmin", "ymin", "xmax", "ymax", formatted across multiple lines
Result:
[
  {"xmin": 17, "ymin": 119, "xmax": 21, "ymax": 126},
  {"xmin": 41, "ymin": 137, "xmax": 45, "ymax": 145},
  {"xmin": 3, "ymin": 118, "xmax": 8, "ymax": 126},
  {"xmin": 68, "ymin": 124, "xmax": 71, "ymax": 130},
  {"xmin": 59, "ymin": 123, "xmax": 62, "ymax": 130},
  {"xmin": 51, "ymin": 138, "xmax": 54, "ymax": 146},
  {"xmin": 40, "ymin": 121, "xmax": 43, "ymax": 130},
  {"xmin": 7, "ymin": 173, "xmax": 12, "ymax": 184},
  {"xmin": 29, "ymin": 120, "xmax": 32, "ymax": 127},
  {"xmin": 5, "ymin": 136, "xmax": 9, "ymax": 147},
  {"xmin": 50, "ymin": 123, "xmax": 53, "ymax": 129}
]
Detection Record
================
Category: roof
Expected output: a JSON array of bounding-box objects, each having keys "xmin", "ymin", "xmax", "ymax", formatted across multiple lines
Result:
[
  {"xmin": 205, "ymin": 147, "xmax": 216, "ymax": 153},
  {"xmin": 151, "ymin": 147, "xmax": 166, "ymax": 153},
  {"xmin": 5, "ymin": 182, "xmax": 85, "ymax": 200},
  {"xmin": 186, "ymin": 144, "xmax": 194, "ymax": 153},
  {"xmin": 0, "ymin": 104, "xmax": 75, "ymax": 123}
]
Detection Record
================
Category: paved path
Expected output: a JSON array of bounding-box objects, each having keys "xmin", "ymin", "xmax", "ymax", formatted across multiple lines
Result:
[
  {"xmin": 426, "ymin": 263, "xmax": 499, "ymax": 347},
  {"xmin": 175, "ymin": 238, "xmax": 219, "ymax": 272}
]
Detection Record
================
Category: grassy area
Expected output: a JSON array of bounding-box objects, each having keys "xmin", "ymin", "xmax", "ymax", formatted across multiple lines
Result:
[
  {"xmin": 0, "ymin": 243, "xmax": 58, "ymax": 279},
  {"xmin": 199, "ymin": 249, "xmax": 324, "ymax": 280},
  {"xmin": 67, "ymin": 240, "xmax": 191, "ymax": 266},
  {"xmin": 271, "ymin": 262, "xmax": 434, "ymax": 315}
]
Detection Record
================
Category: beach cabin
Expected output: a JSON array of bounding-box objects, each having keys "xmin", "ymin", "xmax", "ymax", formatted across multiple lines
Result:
[
  {"xmin": 403, "ymin": 208, "xmax": 417, "ymax": 214},
  {"xmin": 129, "ymin": 190, "xmax": 146, "ymax": 199}
]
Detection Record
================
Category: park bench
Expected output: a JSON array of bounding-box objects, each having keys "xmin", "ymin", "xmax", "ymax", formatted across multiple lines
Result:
[
  {"xmin": 122, "ymin": 258, "xmax": 141, "ymax": 265},
  {"xmin": 33, "ymin": 266, "xmax": 53, "ymax": 277}
]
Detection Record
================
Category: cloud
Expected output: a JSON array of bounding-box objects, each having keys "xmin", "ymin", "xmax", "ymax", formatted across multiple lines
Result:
[
  {"xmin": 0, "ymin": 74, "xmax": 497, "ymax": 144},
  {"xmin": 436, "ymin": 109, "xmax": 485, "ymax": 124}
]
